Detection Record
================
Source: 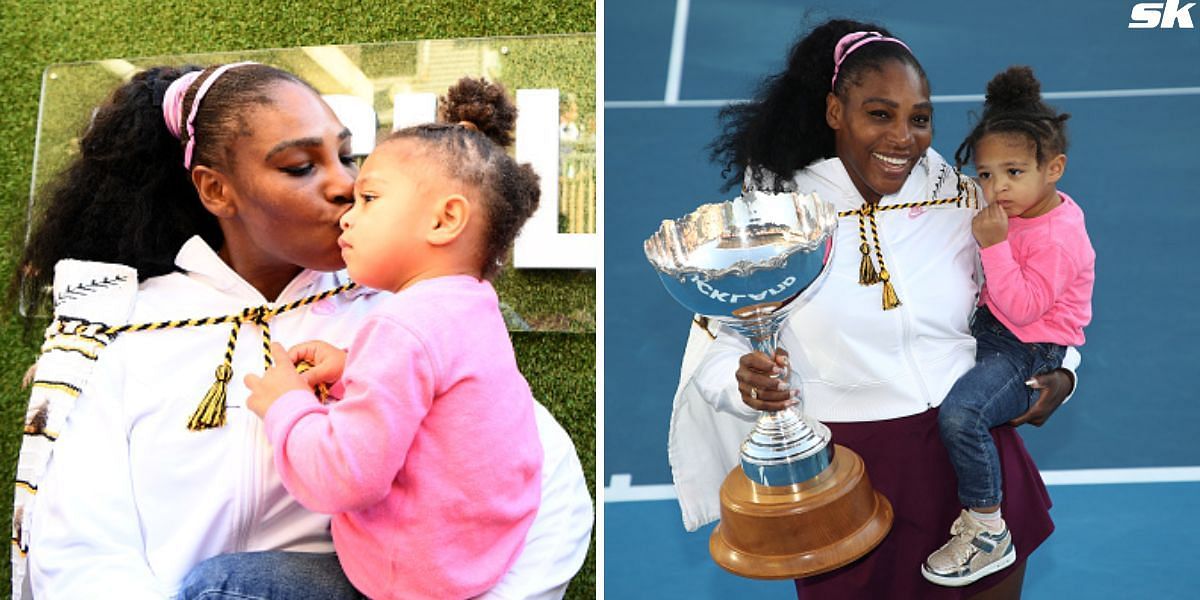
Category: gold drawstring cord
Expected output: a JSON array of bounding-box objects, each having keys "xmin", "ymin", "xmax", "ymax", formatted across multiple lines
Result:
[
  {"xmin": 70, "ymin": 282, "xmax": 358, "ymax": 430},
  {"xmin": 838, "ymin": 196, "xmax": 969, "ymax": 311},
  {"xmin": 693, "ymin": 316, "xmax": 717, "ymax": 340},
  {"xmin": 866, "ymin": 209, "xmax": 901, "ymax": 310}
]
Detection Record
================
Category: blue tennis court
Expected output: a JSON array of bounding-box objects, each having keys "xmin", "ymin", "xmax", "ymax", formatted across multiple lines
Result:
[{"xmin": 603, "ymin": 0, "xmax": 1200, "ymax": 597}]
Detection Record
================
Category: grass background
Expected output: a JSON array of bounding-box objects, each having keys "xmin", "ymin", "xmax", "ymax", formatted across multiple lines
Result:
[{"xmin": 0, "ymin": 1, "xmax": 596, "ymax": 598}]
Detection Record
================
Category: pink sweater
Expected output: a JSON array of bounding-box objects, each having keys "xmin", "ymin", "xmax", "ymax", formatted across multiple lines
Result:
[
  {"xmin": 980, "ymin": 191, "xmax": 1095, "ymax": 346},
  {"xmin": 264, "ymin": 275, "xmax": 542, "ymax": 600}
]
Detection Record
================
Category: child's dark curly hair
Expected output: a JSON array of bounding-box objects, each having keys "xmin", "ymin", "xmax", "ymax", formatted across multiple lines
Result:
[
  {"xmin": 386, "ymin": 77, "xmax": 539, "ymax": 280},
  {"xmin": 710, "ymin": 19, "xmax": 928, "ymax": 191},
  {"xmin": 955, "ymin": 66, "xmax": 1070, "ymax": 169},
  {"xmin": 15, "ymin": 63, "xmax": 312, "ymax": 314}
]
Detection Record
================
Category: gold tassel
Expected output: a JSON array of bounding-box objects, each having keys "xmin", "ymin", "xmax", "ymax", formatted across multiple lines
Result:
[
  {"xmin": 857, "ymin": 207, "xmax": 881, "ymax": 285},
  {"xmin": 188, "ymin": 364, "xmax": 232, "ymax": 431},
  {"xmin": 879, "ymin": 269, "xmax": 901, "ymax": 310},
  {"xmin": 858, "ymin": 243, "xmax": 880, "ymax": 285}
]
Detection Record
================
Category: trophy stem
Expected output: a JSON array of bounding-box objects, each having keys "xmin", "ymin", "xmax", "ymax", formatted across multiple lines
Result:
[
  {"xmin": 736, "ymin": 321, "xmax": 832, "ymax": 487},
  {"xmin": 743, "ymin": 315, "xmax": 783, "ymax": 361}
]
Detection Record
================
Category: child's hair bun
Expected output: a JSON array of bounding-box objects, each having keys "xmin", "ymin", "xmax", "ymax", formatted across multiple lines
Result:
[
  {"xmin": 984, "ymin": 65, "xmax": 1042, "ymax": 112},
  {"xmin": 441, "ymin": 77, "xmax": 518, "ymax": 147},
  {"xmin": 955, "ymin": 65, "xmax": 1070, "ymax": 168}
]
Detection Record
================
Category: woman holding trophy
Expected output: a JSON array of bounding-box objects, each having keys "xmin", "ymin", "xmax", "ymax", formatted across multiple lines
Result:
[{"xmin": 672, "ymin": 19, "xmax": 1075, "ymax": 599}]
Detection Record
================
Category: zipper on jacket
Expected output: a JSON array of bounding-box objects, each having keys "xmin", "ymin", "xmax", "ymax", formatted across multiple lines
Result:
[
  {"xmin": 231, "ymin": 407, "xmax": 260, "ymax": 552},
  {"xmin": 235, "ymin": 281, "xmax": 309, "ymax": 550},
  {"xmin": 244, "ymin": 406, "xmax": 266, "ymax": 550},
  {"xmin": 879, "ymin": 216, "xmax": 935, "ymax": 408},
  {"xmin": 900, "ymin": 306, "xmax": 934, "ymax": 408}
]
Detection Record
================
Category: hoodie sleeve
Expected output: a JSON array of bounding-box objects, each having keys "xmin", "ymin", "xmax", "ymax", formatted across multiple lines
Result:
[
  {"xmin": 981, "ymin": 239, "xmax": 1080, "ymax": 327},
  {"xmin": 264, "ymin": 315, "xmax": 434, "ymax": 514},
  {"xmin": 30, "ymin": 346, "xmax": 166, "ymax": 600}
]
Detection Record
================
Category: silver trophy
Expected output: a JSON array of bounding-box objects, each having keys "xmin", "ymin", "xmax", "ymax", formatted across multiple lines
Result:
[
  {"xmin": 645, "ymin": 187, "xmax": 838, "ymax": 486},
  {"xmin": 645, "ymin": 184, "xmax": 892, "ymax": 579}
]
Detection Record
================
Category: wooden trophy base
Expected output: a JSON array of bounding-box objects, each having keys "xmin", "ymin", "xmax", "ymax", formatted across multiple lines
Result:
[{"xmin": 709, "ymin": 444, "xmax": 893, "ymax": 579}]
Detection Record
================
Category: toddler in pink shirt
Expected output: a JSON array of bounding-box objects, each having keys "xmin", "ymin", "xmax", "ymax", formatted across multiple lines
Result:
[
  {"xmin": 238, "ymin": 78, "xmax": 544, "ymax": 600},
  {"xmin": 922, "ymin": 66, "xmax": 1095, "ymax": 587}
]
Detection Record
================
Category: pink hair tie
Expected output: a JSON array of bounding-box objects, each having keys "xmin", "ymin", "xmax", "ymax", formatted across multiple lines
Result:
[
  {"xmin": 831, "ymin": 31, "xmax": 912, "ymax": 91},
  {"xmin": 161, "ymin": 62, "xmax": 258, "ymax": 169}
]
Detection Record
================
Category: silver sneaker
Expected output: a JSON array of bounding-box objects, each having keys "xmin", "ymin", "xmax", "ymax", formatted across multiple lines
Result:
[{"xmin": 921, "ymin": 510, "xmax": 1016, "ymax": 587}]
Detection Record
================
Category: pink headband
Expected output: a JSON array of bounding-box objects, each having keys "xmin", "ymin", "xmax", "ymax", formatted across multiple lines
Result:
[
  {"xmin": 161, "ymin": 71, "xmax": 201, "ymax": 140},
  {"xmin": 161, "ymin": 61, "xmax": 257, "ymax": 169},
  {"xmin": 831, "ymin": 31, "xmax": 911, "ymax": 90}
]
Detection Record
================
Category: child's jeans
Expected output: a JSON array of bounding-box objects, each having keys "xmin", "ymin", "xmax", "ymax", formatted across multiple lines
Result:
[
  {"xmin": 178, "ymin": 551, "xmax": 366, "ymax": 600},
  {"xmin": 939, "ymin": 305, "xmax": 1066, "ymax": 508}
]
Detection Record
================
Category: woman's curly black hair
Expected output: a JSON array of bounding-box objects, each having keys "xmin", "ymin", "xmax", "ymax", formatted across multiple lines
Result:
[
  {"xmin": 14, "ymin": 63, "xmax": 310, "ymax": 315},
  {"xmin": 954, "ymin": 65, "xmax": 1070, "ymax": 169},
  {"xmin": 710, "ymin": 19, "xmax": 928, "ymax": 191},
  {"xmin": 384, "ymin": 77, "xmax": 539, "ymax": 280}
]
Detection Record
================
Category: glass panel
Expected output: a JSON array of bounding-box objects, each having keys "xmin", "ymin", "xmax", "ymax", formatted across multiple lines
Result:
[{"xmin": 27, "ymin": 34, "xmax": 595, "ymax": 332}]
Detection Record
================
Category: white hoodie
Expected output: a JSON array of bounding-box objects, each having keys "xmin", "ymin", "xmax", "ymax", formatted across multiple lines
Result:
[{"xmin": 26, "ymin": 237, "xmax": 592, "ymax": 599}]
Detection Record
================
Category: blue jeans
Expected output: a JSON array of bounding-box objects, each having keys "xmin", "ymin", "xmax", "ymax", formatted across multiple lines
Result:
[
  {"xmin": 939, "ymin": 306, "xmax": 1066, "ymax": 508},
  {"xmin": 178, "ymin": 551, "xmax": 366, "ymax": 600}
]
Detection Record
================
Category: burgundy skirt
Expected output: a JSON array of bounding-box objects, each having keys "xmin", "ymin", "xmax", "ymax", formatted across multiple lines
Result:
[{"xmin": 794, "ymin": 408, "xmax": 1053, "ymax": 600}]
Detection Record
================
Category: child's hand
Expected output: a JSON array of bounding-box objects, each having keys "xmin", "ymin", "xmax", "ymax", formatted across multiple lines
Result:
[
  {"xmin": 245, "ymin": 343, "xmax": 309, "ymax": 418},
  {"xmin": 288, "ymin": 340, "xmax": 347, "ymax": 386},
  {"xmin": 972, "ymin": 203, "xmax": 1009, "ymax": 248}
]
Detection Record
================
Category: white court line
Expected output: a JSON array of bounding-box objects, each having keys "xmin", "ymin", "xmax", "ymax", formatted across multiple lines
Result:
[
  {"xmin": 1040, "ymin": 466, "xmax": 1200, "ymax": 485},
  {"xmin": 610, "ymin": 98, "xmax": 738, "ymax": 109},
  {"xmin": 606, "ymin": 474, "xmax": 678, "ymax": 502},
  {"xmin": 604, "ymin": 467, "xmax": 1200, "ymax": 503},
  {"xmin": 608, "ymin": 86, "xmax": 1200, "ymax": 110},
  {"xmin": 664, "ymin": 0, "xmax": 691, "ymax": 104}
]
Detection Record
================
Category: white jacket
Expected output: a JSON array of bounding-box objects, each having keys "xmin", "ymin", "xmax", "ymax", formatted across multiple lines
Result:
[
  {"xmin": 28, "ymin": 237, "xmax": 592, "ymax": 599},
  {"xmin": 670, "ymin": 149, "xmax": 982, "ymax": 531}
]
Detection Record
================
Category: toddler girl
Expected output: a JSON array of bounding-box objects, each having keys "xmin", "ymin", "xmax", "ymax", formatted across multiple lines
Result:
[
  {"xmin": 227, "ymin": 78, "xmax": 542, "ymax": 600},
  {"xmin": 921, "ymin": 66, "xmax": 1096, "ymax": 587}
]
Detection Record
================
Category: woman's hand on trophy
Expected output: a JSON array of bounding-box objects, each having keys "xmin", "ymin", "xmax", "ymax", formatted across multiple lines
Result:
[
  {"xmin": 737, "ymin": 349, "xmax": 797, "ymax": 411},
  {"xmin": 1008, "ymin": 368, "xmax": 1074, "ymax": 427}
]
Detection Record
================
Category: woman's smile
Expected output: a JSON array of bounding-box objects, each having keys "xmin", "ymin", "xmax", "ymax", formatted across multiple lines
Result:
[{"xmin": 871, "ymin": 151, "xmax": 914, "ymax": 176}]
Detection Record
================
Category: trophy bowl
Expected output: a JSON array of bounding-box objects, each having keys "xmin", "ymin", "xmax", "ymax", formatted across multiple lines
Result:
[{"xmin": 646, "ymin": 188, "xmax": 892, "ymax": 579}]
